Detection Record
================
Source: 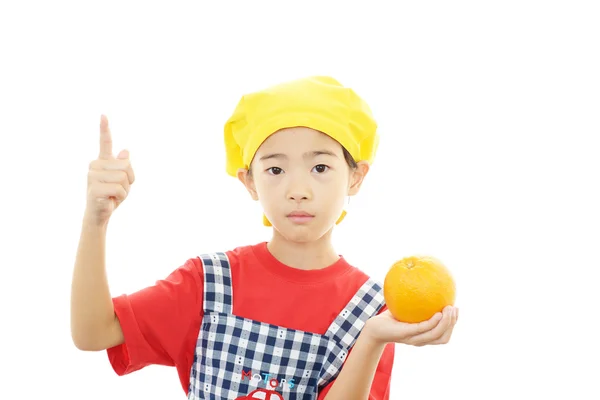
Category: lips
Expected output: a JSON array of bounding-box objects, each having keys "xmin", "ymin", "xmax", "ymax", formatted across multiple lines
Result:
[
  {"xmin": 287, "ymin": 211, "xmax": 314, "ymax": 217},
  {"xmin": 286, "ymin": 211, "xmax": 314, "ymax": 224}
]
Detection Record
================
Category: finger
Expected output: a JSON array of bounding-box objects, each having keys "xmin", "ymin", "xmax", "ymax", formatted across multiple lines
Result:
[
  {"xmin": 99, "ymin": 114, "xmax": 114, "ymax": 160},
  {"xmin": 88, "ymin": 184, "xmax": 127, "ymax": 211},
  {"xmin": 406, "ymin": 306, "xmax": 454, "ymax": 345},
  {"xmin": 92, "ymin": 182, "xmax": 128, "ymax": 203},
  {"xmin": 427, "ymin": 308, "xmax": 458, "ymax": 345},
  {"xmin": 117, "ymin": 150, "xmax": 135, "ymax": 184},
  {"xmin": 89, "ymin": 159, "xmax": 134, "ymax": 184},
  {"xmin": 398, "ymin": 312, "xmax": 443, "ymax": 339},
  {"xmin": 89, "ymin": 170, "xmax": 131, "ymax": 193},
  {"xmin": 117, "ymin": 149, "xmax": 129, "ymax": 159},
  {"xmin": 126, "ymin": 163, "xmax": 135, "ymax": 184}
]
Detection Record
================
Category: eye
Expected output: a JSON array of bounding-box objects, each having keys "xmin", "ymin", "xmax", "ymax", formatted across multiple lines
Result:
[
  {"xmin": 266, "ymin": 167, "xmax": 283, "ymax": 175},
  {"xmin": 312, "ymin": 164, "xmax": 329, "ymax": 173}
]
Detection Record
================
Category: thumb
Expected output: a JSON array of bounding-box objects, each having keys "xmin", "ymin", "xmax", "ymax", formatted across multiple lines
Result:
[{"xmin": 117, "ymin": 149, "xmax": 129, "ymax": 159}]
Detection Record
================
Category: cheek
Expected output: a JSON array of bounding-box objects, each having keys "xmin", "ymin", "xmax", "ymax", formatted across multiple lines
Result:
[
  {"xmin": 318, "ymin": 173, "xmax": 348, "ymax": 191},
  {"xmin": 254, "ymin": 179, "xmax": 281, "ymax": 203},
  {"xmin": 252, "ymin": 173, "xmax": 267, "ymax": 190}
]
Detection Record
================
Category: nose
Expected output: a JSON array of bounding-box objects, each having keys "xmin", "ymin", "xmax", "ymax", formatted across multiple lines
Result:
[
  {"xmin": 286, "ymin": 178, "xmax": 312, "ymax": 202},
  {"xmin": 288, "ymin": 192, "xmax": 309, "ymax": 202}
]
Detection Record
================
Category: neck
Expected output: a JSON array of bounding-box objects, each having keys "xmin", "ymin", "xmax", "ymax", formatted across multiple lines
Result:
[{"xmin": 267, "ymin": 229, "xmax": 340, "ymax": 270}]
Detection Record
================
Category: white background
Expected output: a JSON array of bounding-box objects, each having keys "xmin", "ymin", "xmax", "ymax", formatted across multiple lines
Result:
[{"xmin": 1, "ymin": 1, "xmax": 599, "ymax": 399}]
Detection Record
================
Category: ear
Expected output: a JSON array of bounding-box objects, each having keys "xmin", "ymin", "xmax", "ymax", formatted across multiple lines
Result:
[
  {"xmin": 347, "ymin": 161, "xmax": 370, "ymax": 196},
  {"xmin": 237, "ymin": 167, "xmax": 259, "ymax": 201}
]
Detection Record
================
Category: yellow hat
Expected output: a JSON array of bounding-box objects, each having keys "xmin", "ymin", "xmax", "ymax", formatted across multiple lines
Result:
[
  {"xmin": 224, "ymin": 75, "xmax": 379, "ymax": 226},
  {"xmin": 224, "ymin": 75, "xmax": 379, "ymax": 176}
]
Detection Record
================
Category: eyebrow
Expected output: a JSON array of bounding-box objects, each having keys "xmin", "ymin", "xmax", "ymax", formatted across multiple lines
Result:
[{"xmin": 258, "ymin": 150, "xmax": 338, "ymax": 162}]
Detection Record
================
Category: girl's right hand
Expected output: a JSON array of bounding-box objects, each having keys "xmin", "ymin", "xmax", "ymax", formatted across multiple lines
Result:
[{"xmin": 85, "ymin": 115, "xmax": 135, "ymax": 226}]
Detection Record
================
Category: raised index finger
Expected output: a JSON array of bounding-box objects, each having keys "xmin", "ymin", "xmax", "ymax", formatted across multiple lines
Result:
[{"xmin": 99, "ymin": 114, "xmax": 113, "ymax": 159}]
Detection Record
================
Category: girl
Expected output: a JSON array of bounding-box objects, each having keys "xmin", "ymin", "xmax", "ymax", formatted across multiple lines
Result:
[{"xmin": 71, "ymin": 76, "xmax": 458, "ymax": 400}]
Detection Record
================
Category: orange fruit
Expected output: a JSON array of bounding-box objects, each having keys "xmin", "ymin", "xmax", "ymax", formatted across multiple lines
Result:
[{"xmin": 383, "ymin": 255, "xmax": 456, "ymax": 323}]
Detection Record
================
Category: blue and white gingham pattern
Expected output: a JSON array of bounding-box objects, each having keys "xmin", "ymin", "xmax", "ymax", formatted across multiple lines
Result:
[
  {"xmin": 188, "ymin": 252, "xmax": 385, "ymax": 400},
  {"xmin": 318, "ymin": 279, "xmax": 384, "ymax": 388},
  {"xmin": 324, "ymin": 278, "xmax": 384, "ymax": 348},
  {"xmin": 201, "ymin": 252, "xmax": 233, "ymax": 314}
]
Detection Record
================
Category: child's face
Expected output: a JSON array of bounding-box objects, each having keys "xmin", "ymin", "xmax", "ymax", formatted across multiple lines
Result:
[{"xmin": 238, "ymin": 126, "xmax": 369, "ymax": 242}]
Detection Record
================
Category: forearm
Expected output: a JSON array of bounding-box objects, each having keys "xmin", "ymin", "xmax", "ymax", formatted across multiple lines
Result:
[
  {"xmin": 70, "ymin": 212, "xmax": 116, "ymax": 350},
  {"xmin": 324, "ymin": 323, "xmax": 386, "ymax": 400}
]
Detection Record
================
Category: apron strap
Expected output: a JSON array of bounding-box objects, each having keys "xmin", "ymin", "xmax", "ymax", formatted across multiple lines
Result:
[
  {"xmin": 199, "ymin": 252, "xmax": 233, "ymax": 314},
  {"xmin": 324, "ymin": 278, "xmax": 386, "ymax": 349}
]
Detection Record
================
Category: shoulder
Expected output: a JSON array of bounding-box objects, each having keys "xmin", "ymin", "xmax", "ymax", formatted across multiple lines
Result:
[
  {"xmin": 340, "ymin": 258, "xmax": 388, "ymax": 313},
  {"xmin": 343, "ymin": 258, "xmax": 384, "ymax": 290},
  {"xmin": 190, "ymin": 242, "xmax": 261, "ymax": 271}
]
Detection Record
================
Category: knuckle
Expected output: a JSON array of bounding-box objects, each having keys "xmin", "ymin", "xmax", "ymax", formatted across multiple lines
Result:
[
  {"xmin": 117, "ymin": 183, "xmax": 128, "ymax": 197},
  {"xmin": 87, "ymin": 171, "xmax": 99, "ymax": 186},
  {"xmin": 89, "ymin": 159, "xmax": 102, "ymax": 170},
  {"xmin": 120, "ymin": 172, "xmax": 131, "ymax": 189},
  {"xmin": 88, "ymin": 171, "xmax": 102, "ymax": 185}
]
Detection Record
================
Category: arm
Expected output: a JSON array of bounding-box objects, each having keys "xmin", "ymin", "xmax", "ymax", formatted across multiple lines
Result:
[
  {"xmin": 70, "ymin": 214, "xmax": 124, "ymax": 351},
  {"xmin": 106, "ymin": 258, "xmax": 204, "ymax": 376},
  {"xmin": 324, "ymin": 306, "xmax": 458, "ymax": 400},
  {"xmin": 322, "ymin": 324, "xmax": 388, "ymax": 400}
]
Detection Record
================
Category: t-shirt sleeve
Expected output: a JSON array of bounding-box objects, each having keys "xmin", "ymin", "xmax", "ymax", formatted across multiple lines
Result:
[{"xmin": 106, "ymin": 257, "xmax": 204, "ymax": 376}]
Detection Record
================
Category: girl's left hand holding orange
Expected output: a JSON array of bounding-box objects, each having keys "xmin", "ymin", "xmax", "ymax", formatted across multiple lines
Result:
[{"xmin": 364, "ymin": 306, "xmax": 458, "ymax": 347}]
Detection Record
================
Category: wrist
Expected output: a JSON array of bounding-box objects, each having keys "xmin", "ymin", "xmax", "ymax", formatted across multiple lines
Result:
[
  {"xmin": 82, "ymin": 212, "xmax": 108, "ymax": 231},
  {"xmin": 361, "ymin": 320, "xmax": 389, "ymax": 348}
]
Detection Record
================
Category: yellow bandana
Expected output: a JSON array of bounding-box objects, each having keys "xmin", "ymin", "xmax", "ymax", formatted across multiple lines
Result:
[{"xmin": 224, "ymin": 76, "xmax": 379, "ymax": 226}]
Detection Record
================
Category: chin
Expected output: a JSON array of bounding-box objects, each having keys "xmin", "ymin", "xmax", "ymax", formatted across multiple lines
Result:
[
  {"xmin": 275, "ymin": 221, "xmax": 333, "ymax": 243},
  {"xmin": 282, "ymin": 232, "xmax": 314, "ymax": 243}
]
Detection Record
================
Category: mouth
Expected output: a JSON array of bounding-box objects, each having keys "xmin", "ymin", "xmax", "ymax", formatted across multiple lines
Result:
[
  {"xmin": 286, "ymin": 211, "xmax": 314, "ymax": 223},
  {"xmin": 287, "ymin": 211, "xmax": 314, "ymax": 217}
]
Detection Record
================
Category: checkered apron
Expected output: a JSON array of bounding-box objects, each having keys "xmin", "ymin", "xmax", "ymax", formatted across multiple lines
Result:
[{"xmin": 187, "ymin": 252, "xmax": 385, "ymax": 400}]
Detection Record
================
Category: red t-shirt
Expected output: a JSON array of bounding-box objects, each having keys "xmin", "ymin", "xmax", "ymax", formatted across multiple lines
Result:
[{"xmin": 107, "ymin": 242, "xmax": 394, "ymax": 399}]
